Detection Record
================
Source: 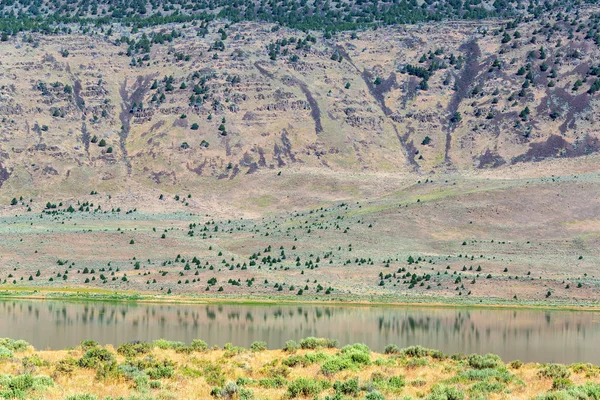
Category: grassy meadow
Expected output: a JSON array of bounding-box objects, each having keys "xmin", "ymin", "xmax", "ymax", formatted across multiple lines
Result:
[{"xmin": 1, "ymin": 170, "xmax": 600, "ymax": 306}]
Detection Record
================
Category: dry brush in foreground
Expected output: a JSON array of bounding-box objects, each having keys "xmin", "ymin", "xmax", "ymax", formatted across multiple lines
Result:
[{"xmin": 0, "ymin": 337, "xmax": 599, "ymax": 399}]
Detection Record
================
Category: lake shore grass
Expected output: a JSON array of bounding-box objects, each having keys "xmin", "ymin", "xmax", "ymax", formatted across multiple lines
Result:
[
  {"xmin": 0, "ymin": 337, "xmax": 599, "ymax": 400},
  {"xmin": 1, "ymin": 285, "xmax": 600, "ymax": 312}
]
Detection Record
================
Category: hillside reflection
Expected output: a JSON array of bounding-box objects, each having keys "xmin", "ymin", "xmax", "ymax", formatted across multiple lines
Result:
[{"xmin": 1, "ymin": 300, "xmax": 599, "ymax": 363}]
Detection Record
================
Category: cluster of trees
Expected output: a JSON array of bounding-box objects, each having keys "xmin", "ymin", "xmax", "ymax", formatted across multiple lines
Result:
[
  {"xmin": 266, "ymin": 35, "xmax": 315, "ymax": 61},
  {"xmin": 400, "ymin": 48, "xmax": 458, "ymax": 91},
  {"xmin": 0, "ymin": 0, "xmax": 562, "ymax": 38}
]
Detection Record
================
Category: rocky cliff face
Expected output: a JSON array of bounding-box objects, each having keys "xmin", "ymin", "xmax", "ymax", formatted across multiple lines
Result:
[{"xmin": 2, "ymin": 11, "xmax": 600, "ymax": 201}]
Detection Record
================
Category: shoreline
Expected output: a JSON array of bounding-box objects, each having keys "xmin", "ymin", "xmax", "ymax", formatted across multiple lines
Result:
[{"xmin": 1, "ymin": 286, "xmax": 599, "ymax": 312}]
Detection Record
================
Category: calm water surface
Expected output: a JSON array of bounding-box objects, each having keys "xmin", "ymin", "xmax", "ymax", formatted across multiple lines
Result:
[{"xmin": 1, "ymin": 300, "xmax": 599, "ymax": 363}]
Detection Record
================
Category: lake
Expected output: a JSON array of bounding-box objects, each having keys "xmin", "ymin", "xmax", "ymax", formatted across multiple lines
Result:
[{"xmin": 1, "ymin": 299, "xmax": 599, "ymax": 363}]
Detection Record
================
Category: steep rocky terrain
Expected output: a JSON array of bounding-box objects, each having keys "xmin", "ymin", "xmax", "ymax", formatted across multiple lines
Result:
[{"xmin": 2, "ymin": 9, "xmax": 600, "ymax": 203}]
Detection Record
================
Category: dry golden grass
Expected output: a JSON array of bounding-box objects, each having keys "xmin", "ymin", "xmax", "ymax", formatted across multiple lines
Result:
[{"xmin": 1, "ymin": 339, "xmax": 599, "ymax": 400}]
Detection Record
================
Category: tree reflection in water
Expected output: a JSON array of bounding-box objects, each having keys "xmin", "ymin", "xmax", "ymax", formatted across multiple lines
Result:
[{"xmin": 0, "ymin": 300, "xmax": 598, "ymax": 363}]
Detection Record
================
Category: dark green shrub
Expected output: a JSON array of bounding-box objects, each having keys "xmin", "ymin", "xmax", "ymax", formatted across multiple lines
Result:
[
  {"xmin": 469, "ymin": 381, "xmax": 505, "ymax": 395},
  {"xmin": 323, "ymin": 393, "xmax": 346, "ymax": 400},
  {"xmin": 146, "ymin": 364, "xmax": 174, "ymax": 379},
  {"xmin": 374, "ymin": 357, "xmax": 396, "ymax": 367},
  {"xmin": 95, "ymin": 360, "xmax": 120, "ymax": 380},
  {"xmin": 0, "ymin": 339, "xmax": 29, "ymax": 352},
  {"xmin": 260, "ymin": 364, "xmax": 290, "ymax": 379},
  {"xmin": 191, "ymin": 340, "xmax": 208, "ymax": 352},
  {"xmin": 149, "ymin": 380, "xmax": 161, "ymax": 389},
  {"xmin": 0, "ymin": 374, "xmax": 39, "ymax": 400},
  {"xmin": 236, "ymin": 377, "xmax": 255, "ymax": 387},
  {"xmin": 55, "ymin": 358, "xmax": 77, "ymax": 375},
  {"xmin": 126, "ymin": 357, "xmax": 175, "ymax": 379},
  {"xmin": 80, "ymin": 340, "xmax": 99, "ymax": 350},
  {"xmin": 259, "ymin": 376, "xmax": 286, "ymax": 388},
  {"xmin": 250, "ymin": 341, "xmax": 267, "ymax": 352},
  {"xmin": 467, "ymin": 354, "xmax": 501, "ymax": 370},
  {"xmin": 284, "ymin": 352, "xmax": 328, "ymax": 368},
  {"xmin": 31, "ymin": 375, "xmax": 54, "ymax": 391},
  {"xmin": 299, "ymin": 337, "xmax": 338, "ymax": 349},
  {"xmin": 427, "ymin": 384, "xmax": 465, "ymax": 400},
  {"xmin": 347, "ymin": 350, "xmax": 371, "ymax": 364},
  {"xmin": 223, "ymin": 344, "xmax": 245, "ymax": 357},
  {"xmin": 9, "ymin": 374, "xmax": 34, "ymax": 391},
  {"xmin": 341, "ymin": 344, "xmax": 371, "ymax": 365},
  {"xmin": 0, "ymin": 346, "xmax": 13, "ymax": 359},
  {"xmin": 321, "ymin": 356, "xmax": 355, "ymax": 376},
  {"xmin": 211, "ymin": 382, "xmax": 239, "ymax": 398},
  {"xmin": 239, "ymin": 388, "xmax": 255, "ymax": 400},
  {"xmin": 22, "ymin": 355, "xmax": 49, "ymax": 368},
  {"xmin": 509, "ymin": 360, "xmax": 523, "ymax": 369},
  {"xmin": 174, "ymin": 346, "xmax": 193, "ymax": 354},
  {"xmin": 203, "ymin": 363, "xmax": 226, "ymax": 386},
  {"xmin": 153, "ymin": 339, "xmax": 185, "ymax": 350},
  {"xmin": 134, "ymin": 374, "xmax": 149, "ymax": 390},
  {"xmin": 384, "ymin": 344, "xmax": 400, "ymax": 354},
  {"xmin": 284, "ymin": 340, "xmax": 299, "ymax": 353},
  {"xmin": 117, "ymin": 341, "xmax": 152, "ymax": 357},
  {"xmin": 287, "ymin": 378, "xmax": 326, "ymax": 398},
  {"xmin": 388, "ymin": 376, "xmax": 406, "ymax": 389},
  {"xmin": 118, "ymin": 363, "xmax": 146, "ymax": 380},
  {"xmin": 403, "ymin": 346, "xmax": 430, "ymax": 358},
  {"xmin": 552, "ymin": 378, "xmax": 573, "ymax": 391},
  {"xmin": 78, "ymin": 348, "xmax": 115, "ymax": 368},
  {"xmin": 574, "ymin": 383, "xmax": 600, "ymax": 397},
  {"xmin": 282, "ymin": 355, "xmax": 303, "ymax": 367},
  {"xmin": 539, "ymin": 364, "xmax": 571, "ymax": 379},
  {"xmin": 430, "ymin": 350, "xmax": 448, "ymax": 360},
  {"xmin": 364, "ymin": 392, "xmax": 385, "ymax": 400},
  {"xmin": 406, "ymin": 357, "xmax": 429, "ymax": 369},
  {"xmin": 341, "ymin": 343, "xmax": 370, "ymax": 354},
  {"xmin": 333, "ymin": 378, "xmax": 359, "ymax": 396}
]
